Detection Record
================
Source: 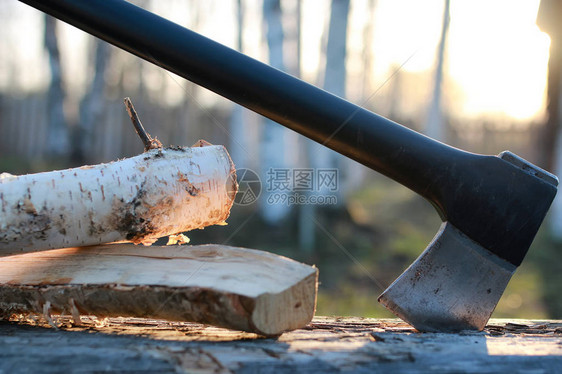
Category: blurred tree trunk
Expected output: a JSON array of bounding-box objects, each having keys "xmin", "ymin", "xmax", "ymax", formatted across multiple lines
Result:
[
  {"xmin": 301, "ymin": 0, "xmax": 350, "ymax": 251},
  {"xmin": 361, "ymin": 0, "xmax": 376, "ymax": 101},
  {"xmin": 323, "ymin": 0, "xmax": 349, "ymax": 98},
  {"xmin": 537, "ymin": 0, "xmax": 562, "ymax": 172},
  {"xmin": 294, "ymin": 0, "xmax": 315, "ymax": 251},
  {"xmin": 260, "ymin": 0, "xmax": 293, "ymax": 224},
  {"xmin": 286, "ymin": 0, "xmax": 302, "ymax": 78},
  {"xmin": 425, "ymin": 0, "xmax": 450, "ymax": 141},
  {"xmin": 387, "ymin": 65, "xmax": 403, "ymax": 120},
  {"xmin": 537, "ymin": 0, "xmax": 562, "ymax": 240},
  {"xmin": 306, "ymin": 0, "xmax": 350, "ymax": 190},
  {"xmin": 229, "ymin": 0, "xmax": 250, "ymax": 169},
  {"xmin": 324, "ymin": 0, "xmax": 360, "ymax": 198},
  {"xmin": 180, "ymin": 0, "xmax": 201, "ymax": 147},
  {"xmin": 77, "ymin": 39, "xmax": 110, "ymax": 163},
  {"xmin": 44, "ymin": 15, "xmax": 70, "ymax": 157}
]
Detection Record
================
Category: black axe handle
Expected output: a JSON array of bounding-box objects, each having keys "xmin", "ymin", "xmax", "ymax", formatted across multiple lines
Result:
[{"xmin": 19, "ymin": 0, "xmax": 557, "ymax": 266}]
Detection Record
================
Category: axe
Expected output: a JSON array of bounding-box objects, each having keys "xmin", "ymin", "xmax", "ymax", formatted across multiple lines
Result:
[{"xmin": 20, "ymin": 0, "xmax": 558, "ymax": 332}]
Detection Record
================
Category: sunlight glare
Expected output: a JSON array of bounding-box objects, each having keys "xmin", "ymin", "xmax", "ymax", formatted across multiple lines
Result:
[{"xmin": 448, "ymin": 0, "xmax": 550, "ymax": 120}]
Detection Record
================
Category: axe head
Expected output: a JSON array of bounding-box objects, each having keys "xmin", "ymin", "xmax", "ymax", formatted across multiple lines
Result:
[
  {"xmin": 378, "ymin": 222, "xmax": 516, "ymax": 332},
  {"xmin": 379, "ymin": 152, "xmax": 558, "ymax": 332}
]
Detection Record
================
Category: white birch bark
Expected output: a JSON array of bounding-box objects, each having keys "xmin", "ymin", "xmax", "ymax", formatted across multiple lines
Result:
[{"xmin": 0, "ymin": 145, "xmax": 237, "ymax": 256}]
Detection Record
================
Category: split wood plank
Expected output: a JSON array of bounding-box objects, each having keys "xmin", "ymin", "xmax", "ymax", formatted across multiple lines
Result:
[{"xmin": 0, "ymin": 244, "xmax": 318, "ymax": 336}]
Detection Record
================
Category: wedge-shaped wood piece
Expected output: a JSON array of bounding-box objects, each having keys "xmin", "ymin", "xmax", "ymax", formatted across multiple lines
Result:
[{"xmin": 0, "ymin": 244, "xmax": 318, "ymax": 336}]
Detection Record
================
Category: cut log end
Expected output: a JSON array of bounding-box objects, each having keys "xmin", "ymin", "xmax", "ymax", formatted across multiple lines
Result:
[{"xmin": 251, "ymin": 271, "xmax": 317, "ymax": 336}]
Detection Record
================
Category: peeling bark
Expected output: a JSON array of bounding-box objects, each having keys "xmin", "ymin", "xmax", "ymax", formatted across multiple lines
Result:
[{"xmin": 0, "ymin": 146, "xmax": 237, "ymax": 255}]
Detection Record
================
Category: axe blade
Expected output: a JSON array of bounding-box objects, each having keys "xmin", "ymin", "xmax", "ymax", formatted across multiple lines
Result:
[
  {"xmin": 379, "ymin": 151, "xmax": 557, "ymax": 332},
  {"xmin": 378, "ymin": 222, "xmax": 516, "ymax": 332}
]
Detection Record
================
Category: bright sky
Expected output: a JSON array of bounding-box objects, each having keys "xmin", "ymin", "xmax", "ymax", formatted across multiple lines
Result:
[
  {"xmin": 448, "ymin": 0, "xmax": 550, "ymax": 120},
  {"xmin": 0, "ymin": 0, "xmax": 551, "ymax": 122},
  {"xmin": 345, "ymin": 0, "xmax": 549, "ymax": 120}
]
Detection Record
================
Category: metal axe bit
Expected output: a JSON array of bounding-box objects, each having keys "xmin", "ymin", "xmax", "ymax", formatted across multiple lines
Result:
[
  {"xmin": 379, "ymin": 151, "xmax": 558, "ymax": 331},
  {"xmin": 19, "ymin": 0, "xmax": 559, "ymax": 331}
]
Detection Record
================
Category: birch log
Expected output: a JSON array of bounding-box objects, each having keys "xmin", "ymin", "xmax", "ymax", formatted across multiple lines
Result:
[
  {"xmin": 0, "ymin": 244, "xmax": 318, "ymax": 336},
  {"xmin": 0, "ymin": 145, "xmax": 237, "ymax": 256}
]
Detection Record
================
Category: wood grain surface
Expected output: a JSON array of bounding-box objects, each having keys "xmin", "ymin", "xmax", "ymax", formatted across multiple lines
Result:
[
  {"xmin": 0, "ymin": 316, "xmax": 560, "ymax": 373},
  {"xmin": 0, "ymin": 244, "xmax": 318, "ymax": 336}
]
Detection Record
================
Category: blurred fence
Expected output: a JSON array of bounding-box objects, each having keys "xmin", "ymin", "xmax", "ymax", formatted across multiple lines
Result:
[
  {"xmin": 0, "ymin": 94, "xmax": 48, "ymax": 160},
  {"xmin": 0, "ymin": 92, "xmax": 231, "ymax": 166},
  {"xmin": 0, "ymin": 91, "xmax": 543, "ymax": 168},
  {"xmin": 448, "ymin": 118, "xmax": 543, "ymax": 164}
]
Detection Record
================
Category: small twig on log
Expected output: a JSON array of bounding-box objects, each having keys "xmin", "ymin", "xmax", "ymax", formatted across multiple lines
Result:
[{"xmin": 124, "ymin": 97, "xmax": 162, "ymax": 151}]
